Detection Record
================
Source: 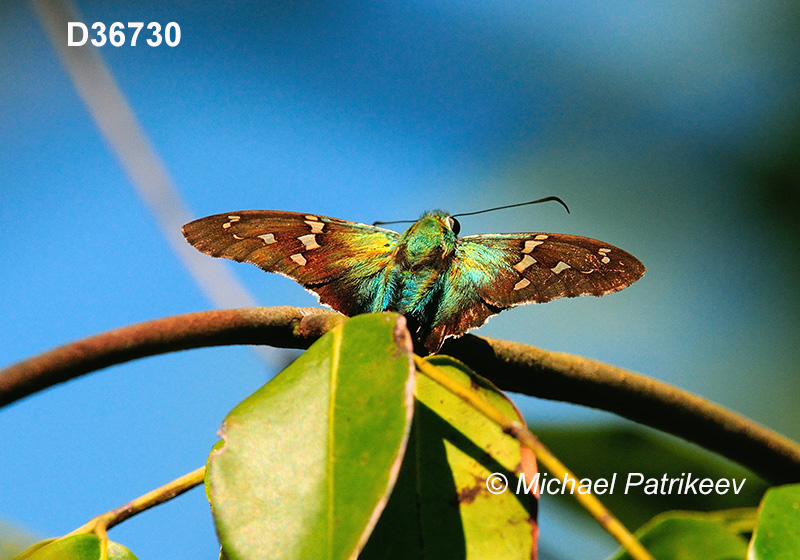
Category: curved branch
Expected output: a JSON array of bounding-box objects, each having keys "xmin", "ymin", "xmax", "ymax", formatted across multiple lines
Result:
[
  {"xmin": 1, "ymin": 307, "xmax": 798, "ymax": 484},
  {"xmin": 0, "ymin": 307, "xmax": 344, "ymax": 408}
]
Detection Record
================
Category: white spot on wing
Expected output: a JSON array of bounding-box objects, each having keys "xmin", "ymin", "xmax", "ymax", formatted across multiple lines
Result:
[
  {"xmin": 551, "ymin": 261, "xmax": 571, "ymax": 274},
  {"xmin": 534, "ymin": 234, "xmax": 549, "ymax": 240},
  {"xmin": 258, "ymin": 233, "xmax": 277, "ymax": 245},
  {"xmin": 232, "ymin": 234, "xmax": 244, "ymax": 240},
  {"xmin": 298, "ymin": 233, "xmax": 321, "ymax": 250},
  {"xmin": 598, "ymin": 248, "xmax": 611, "ymax": 264},
  {"xmin": 222, "ymin": 215, "xmax": 241, "ymax": 229},
  {"xmin": 513, "ymin": 254, "xmax": 537, "ymax": 272},
  {"xmin": 305, "ymin": 220, "xmax": 325, "ymax": 233},
  {"xmin": 290, "ymin": 253, "xmax": 307, "ymax": 266},
  {"xmin": 522, "ymin": 240, "xmax": 543, "ymax": 253},
  {"xmin": 513, "ymin": 278, "xmax": 531, "ymax": 291},
  {"xmin": 305, "ymin": 215, "xmax": 319, "ymax": 221},
  {"xmin": 601, "ymin": 257, "xmax": 611, "ymax": 264}
]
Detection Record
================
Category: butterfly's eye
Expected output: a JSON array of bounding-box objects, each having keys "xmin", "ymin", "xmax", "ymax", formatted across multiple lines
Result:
[{"xmin": 446, "ymin": 216, "xmax": 461, "ymax": 235}]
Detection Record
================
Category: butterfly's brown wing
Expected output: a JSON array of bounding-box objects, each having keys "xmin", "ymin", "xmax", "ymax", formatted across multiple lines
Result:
[
  {"xmin": 182, "ymin": 211, "xmax": 399, "ymax": 316},
  {"xmin": 424, "ymin": 232, "xmax": 645, "ymax": 351},
  {"xmin": 461, "ymin": 233, "xmax": 646, "ymax": 305}
]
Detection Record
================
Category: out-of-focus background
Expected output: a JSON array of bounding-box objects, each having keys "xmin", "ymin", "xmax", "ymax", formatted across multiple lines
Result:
[{"xmin": 1, "ymin": 1, "xmax": 798, "ymax": 558}]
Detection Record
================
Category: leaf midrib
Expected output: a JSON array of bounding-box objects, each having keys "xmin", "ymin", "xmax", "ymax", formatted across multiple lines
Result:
[{"xmin": 327, "ymin": 326, "xmax": 342, "ymax": 560}]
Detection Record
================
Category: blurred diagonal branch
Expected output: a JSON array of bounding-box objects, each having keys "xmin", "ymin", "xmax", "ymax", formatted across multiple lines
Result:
[
  {"xmin": 2, "ymin": 306, "xmax": 799, "ymax": 485},
  {"xmin": 31, "ymin": 0, "xmax": 282, "ymax": 368}
]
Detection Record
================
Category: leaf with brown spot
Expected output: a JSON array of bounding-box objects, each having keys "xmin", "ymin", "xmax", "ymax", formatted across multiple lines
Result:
[{"xmin": 361, "ymin": 356, "xmax": 538, "ymax": 560}]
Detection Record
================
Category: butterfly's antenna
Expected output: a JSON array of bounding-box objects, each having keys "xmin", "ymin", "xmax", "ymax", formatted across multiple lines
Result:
[
  {"xmin": 373, "ymin": 218, "xmax": 417, "ymax": 226},
  {"xmin": 451, "ymin": 196, "xmax": 570, "ymax": 218},
  {"xmin": 373, "ymin": 196, "xmax": 569, "ymax": 226}
]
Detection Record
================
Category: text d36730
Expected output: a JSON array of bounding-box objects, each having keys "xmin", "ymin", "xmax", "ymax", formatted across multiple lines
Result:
[{"xmin": 67, "ymin": 22, "xmax": 181, "ymax": 47}]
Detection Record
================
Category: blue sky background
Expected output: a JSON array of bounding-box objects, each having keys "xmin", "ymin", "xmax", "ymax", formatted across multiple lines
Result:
[{"xmin": 2, "ymin": 1, "xmax": 799, "ymax": 558}]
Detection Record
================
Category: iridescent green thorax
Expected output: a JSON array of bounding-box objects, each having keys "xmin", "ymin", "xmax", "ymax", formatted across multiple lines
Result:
[
  {"xmin": 396, "ymin": 210, "xmax": 457, "ymax": 268},
  {"xmin": 371, "ymin": 210, "xmax": 458, "ymax": 348}
]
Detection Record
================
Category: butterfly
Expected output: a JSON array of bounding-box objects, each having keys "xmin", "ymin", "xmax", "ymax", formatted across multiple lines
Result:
[{"xmin": 182, "ymin": 204, "xmax": 645, "ymax": 353}]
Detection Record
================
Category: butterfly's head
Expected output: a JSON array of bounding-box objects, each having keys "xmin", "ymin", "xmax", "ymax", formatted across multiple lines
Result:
[
  {"xmin": 396, "ymin": 210, "xmax": 459, "ymax": 266},
  {"xmin": 414, "ymin": 209, "xmax": 460, "ymax": 232}
]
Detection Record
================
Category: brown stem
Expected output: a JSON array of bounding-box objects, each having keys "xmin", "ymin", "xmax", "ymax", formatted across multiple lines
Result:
[
  {"xmin": 1, "ymin": 307, "xmax": 798, "ymax": 484},
  {"xmin": 68, "ymin": 467, "xmax": 206, "ymax": 538},
  {"xmin": 0, "ymin": 307, "xmax": 344, "ymax": 408}
]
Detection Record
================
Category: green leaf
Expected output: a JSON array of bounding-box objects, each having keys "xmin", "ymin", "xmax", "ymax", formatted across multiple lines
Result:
[
  {"xmin": 749, "ymin": 484, "xmax": 800, "ymax": 559},
  {"xmin": 11, "ymin": 535, "xmax": 137, "ymax": 560},
  {"xmin": 361, "ymin": 356, "xmax": 538, "ymax": 560},
  {"xmin": 608, "ymin": 511, "xmax": 748, "ymax": 560},
  {"xmin": 207, "ymin": 313, "xmax": 416, "ymax": 560}
]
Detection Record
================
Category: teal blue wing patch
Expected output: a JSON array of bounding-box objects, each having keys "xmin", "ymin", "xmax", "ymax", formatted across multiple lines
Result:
[
  {"xmin": 461, "ymin": 233, "xmax": 645, "ymax": 306},
  {"xmin": 425, "ymin": 233, "xmax": 644, "ymax": 349}
]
